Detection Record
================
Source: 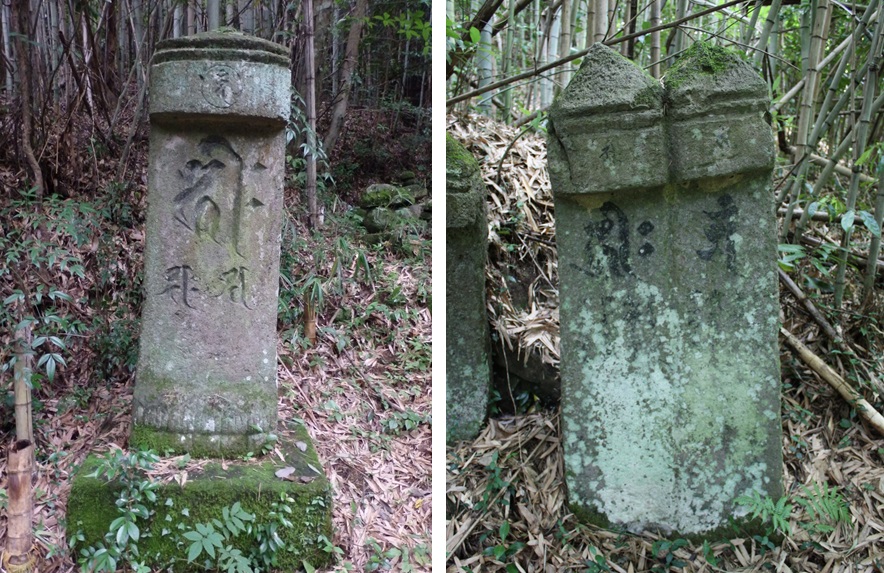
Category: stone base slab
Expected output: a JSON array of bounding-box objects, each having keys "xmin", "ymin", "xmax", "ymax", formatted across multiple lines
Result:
[{"xmin": 67, "ymin": 421, "xmax": 332, "ymax": 571}]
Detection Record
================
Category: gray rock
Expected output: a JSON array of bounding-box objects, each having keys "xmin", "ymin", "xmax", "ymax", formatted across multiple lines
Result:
[
  {"xmin": 405, "ymin": 183, "xmax": 428, "ymax": 201},
  {"xmin": 492, "ymin": 339, "xmax": 560, "ymax": 406},
  {"xmin": 363, "ymin": 207, "xmax": 398, "ymax": 233},
  {"xmin": 549, "ymin": 43, "xmax": 781, "ymax": 535},
  {"xmin": 446, "ymin": 134, "xmax": 491, "ymax": 443},
  {"xmin": 360, "ymin": 183, "xmax": 415, "ymax": 209},
  {"xmin": 396, "ymin": 204, "xmax": 424, "ymax": 219}
]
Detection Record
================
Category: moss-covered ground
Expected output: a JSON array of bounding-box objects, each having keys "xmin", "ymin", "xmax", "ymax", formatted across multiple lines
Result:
[{"xmin": 67, "ymin": 422, "xmax": 332, "ymax": 570}]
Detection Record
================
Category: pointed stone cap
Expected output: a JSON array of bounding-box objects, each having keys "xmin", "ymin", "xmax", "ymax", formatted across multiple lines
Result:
[
  {"xmin": 663, "ymin": 43, "xmax": 775, "ymax": 182},
  {"xmin": 548, "ymin": 44, "xmax": 667, "ymax": 195},
  {"xmin": 150, "ymin": 31, "xmax": 290, "ymax": 127},
  {"xmin": 446, "ymin": 133, "xmax": 487, "ymax": 228},
  {"xmin": 551, "ymin": 43, "xmax": 663, "ymax": 119}
]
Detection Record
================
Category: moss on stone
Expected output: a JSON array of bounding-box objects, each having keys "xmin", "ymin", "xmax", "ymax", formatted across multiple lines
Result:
[
  {"xmin": 570, "ymin": 499, "xmax": 778, "ymax": 544},
  {"xmin": 132, "ymin": 365, "xmax": 278, "ymax": 458},
  {"xmin": 664, "ymin": 42, "xmax": 738, "ymax": 90},
  {"xmin": 68, "ymin": 422, "xmax": 332, "ymax": 571},
  {"xmin": 359, "ymin": 185, "xmax": 415, "ymax": 209},
  {"xmin": 129, "ymin": 424, "xmax": 267, "ymax": 458},
  {"xmin": 446, "ymin": 133, "xmax": 480, "ymax": 189}
]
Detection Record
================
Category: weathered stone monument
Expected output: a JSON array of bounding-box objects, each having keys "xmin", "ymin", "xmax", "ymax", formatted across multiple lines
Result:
[
  {"xmin": 446, "ymin": 134, "xmax": 491, "ymax": 442},
  {"xmin": 548, "ymin": 43, "xmax": 782, "ymax": 535},
  {"xmin": 67, "ymin": 33, "xmax": 332, "ymax": 569},
  {"xmin": 132, "ymin": 33, "xmax": 288, "ymax": 455}
]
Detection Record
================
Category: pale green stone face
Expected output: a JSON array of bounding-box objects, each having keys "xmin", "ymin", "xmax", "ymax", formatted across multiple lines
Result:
[
  {"xmin": 446, "ymin": 134, "xmax": 491, "ymax": 443},
  {"xmin": 549, "ymin": 43, "xmax": 782, "ymax": 536},
  {"xmin": 133, "ymin": 33, "xmax": 289, "ymax": 456}
]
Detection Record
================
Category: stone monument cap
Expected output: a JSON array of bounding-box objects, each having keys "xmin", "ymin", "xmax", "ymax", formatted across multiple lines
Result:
[
  {"xmin": 446, "ymin": 134, "xmax": 486, "ymax": 228},
  {"xmin": 150, "ymin": 31, "xmax": 290, "ymax": 127},
  {"xmin": 548, "ymin": 44, "xmax": 668, "ymax": 195},
  {"xmin": 663, "ymin": 43, "xmax": 775, "ymax": 183}
]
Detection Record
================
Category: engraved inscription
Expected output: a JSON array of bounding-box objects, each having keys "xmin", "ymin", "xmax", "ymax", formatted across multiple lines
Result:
[
  {"xmin": 573, "ymin": 202, "xmax": 632, "ymax": 278},
  {"xmin": 212, "ymin": 266, "xmax": 252, "ymax": 308},
  {"xmin": 572, "ymin": 204, "xmax": 658, "ymax": 278},
  {"xmin": 159, "ymin": 265, "xmax": 253, "ymax": 309},
  {"xmin": 163, "ymin": 136, "xmax": 268, "ymax": 311},
  {"xmin": 161, "ymin": 265, "xmax": 199, "ymax": 308},
  {"xmin": 173, "ymin": 136, "xmax": 256, "ymax": 257},
  {"xmin": 200, "ymin": 64, "xmax": 243, "ymax": 108},
  {"xmin": 697, "ymin": 194, "xmax": 738, "ymax": 271},
  {"xmin": 637, "ymin": 220, "xmax": 655, "ymax": 257}
]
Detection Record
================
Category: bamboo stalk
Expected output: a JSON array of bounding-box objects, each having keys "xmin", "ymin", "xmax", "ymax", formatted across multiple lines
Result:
[
  {"xmin": 778, "ymin": 269, "xmax": 843, "ymax": 343},
  {"xmin": 649, "ymin": 0, "xmax": 660, "ymax": 78},
  {"xmin": 800, "ymin": 233, "xmax": 884, "ymax": 272},
  {"xmin": 13, "ymin": 326, "xmax": 33, "ymax": 447},
  {"xmin": 3, "ymin": 440, "xmax": 35, "ymax": 573},
  {"xmin": 834, "ymin": 12, "xmax": 884, "ymax": 308},
  {"xmin": 753, "ymin": 0, "xmax": 781, "ymax": 66},
  {"xmin": 781, "ymin": 328, "xmax": 884, "ymax": 435},
  {"xmin": 304, "ymin": 0, "xmax": 319, "ymax": 229},
  {"xmin": 863, "ymin": 162, "xmax": 884, "ymax": 304}
]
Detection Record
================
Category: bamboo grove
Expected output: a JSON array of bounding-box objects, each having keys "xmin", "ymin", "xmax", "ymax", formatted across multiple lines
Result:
[{"xmin": 0, "ymin": 0, "xmax": 431, "ymax": 202}]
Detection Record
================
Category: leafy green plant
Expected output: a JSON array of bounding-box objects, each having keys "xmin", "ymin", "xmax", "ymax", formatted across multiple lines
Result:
[
  {"xmin": 381, "ymin": 409, "xmax": 430, "ymax": 435},
  {"xmin": 365, "ymin": 538, "xmax": 428, "ymax": 572},
  {"xmin": 796, "ymin": 482, "xmax": 851, "ymax": 534},
  {"xmin": 482, "ymin": 520, "xmax": 525, "ymax": 567},
  {"xmin": 475, "ymin": 452, "xmax": 513, "ymax": 511},
  {"xmin": 735, "ymin": 491, "xmax": 793, "ymax": 536},
  {"xmin": 584, "ymin": 545, "xmax": 612, "ymax": 572},
  {"xmin": 75, "ymin": 448, "xmax": 161, "ymax": 573},
  {"xmin": 650, "ymin": 538, "xmax": 689, "ymax": 572}
]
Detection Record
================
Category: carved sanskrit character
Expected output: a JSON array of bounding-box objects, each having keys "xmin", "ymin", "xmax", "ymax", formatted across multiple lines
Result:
[
  {"xmin": 160, "ymin": 265, "xmax": 199, "ymax": 308},
  {"xmin": 696, "ymin": 194, "xmax": 738, "ymax": 271},
  {"xmin": 211, "ymin": 266, "xmax": 252, "ymax": 308},
  {"xmin": 585, "ymin": 202, "xmax": 632, "ymax": 277},
  {"xmin": 173, "ymin": 136, "xmax": 246, "ymax": 255}
]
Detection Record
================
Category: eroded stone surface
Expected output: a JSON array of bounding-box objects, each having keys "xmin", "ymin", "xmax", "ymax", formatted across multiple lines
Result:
[
  {"xmin": 133, "ymin": 33, "xmax": 289, "ymax": 455},
  {"xmin": 446, "ymin": 134, "xmax": 491, "ymax": 442},
  {"xmin": 549, "ymin": 43, "xmax": 782, "ymax": 535}
]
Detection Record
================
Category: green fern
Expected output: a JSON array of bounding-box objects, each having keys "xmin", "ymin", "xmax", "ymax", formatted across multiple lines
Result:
[
  {"xmin": 735, "ymin": 491, "xmax": 792, "ymax": 536},
  {"xmin": 796, "ymin": 482, "xmax": 851, "ymax": 534}
]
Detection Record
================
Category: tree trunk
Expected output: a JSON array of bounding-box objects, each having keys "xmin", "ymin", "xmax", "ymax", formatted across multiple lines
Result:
[
  {"xmin": 1, "ymin": 0, "xmax": 13, "ymax": 95},
  {"xmin": 593, "ymin": 0, "xmax": 607, "ymax": 42},
  {"xmin": 477, "ymin": 18, "xmax": 493, "ymax": 114},
  {"xmin": 650, "ymin": 0, "xmax": 661, "ymax": 78},
  {"xmin": 323, "ymin": 0, "xmax": 367, "ymax": 154},
  {"xmin": 12, "ymin": 0, "xmax": 43, "ymax": 198},
  {"xmin": 3, "ymin": 440, "xmax": 35, "ymax": 572},
  {"xmin": 208, "ymin": 0, "xmax": 220, "ymax": 30},
  {"xmin": 836, "ymin": 13, "xmax": 883, "ymax": 307},
  {"xmin": 559, "ymin": 0, "xmax": 571, "ymax": 87},
  {"xmin": 304, "ymin": 0, "xmax": 320, "ymax": 229}
]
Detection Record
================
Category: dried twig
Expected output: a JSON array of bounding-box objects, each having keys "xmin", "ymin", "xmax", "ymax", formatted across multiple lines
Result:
[{"xmin": 781, "ymin": 327, "xmax": 884, "ymax": 435}]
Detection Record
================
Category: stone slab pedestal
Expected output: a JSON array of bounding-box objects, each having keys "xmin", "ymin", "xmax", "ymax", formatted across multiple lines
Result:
[
  {"xmin": 446, "ymin": 134, "xmax": 492, "ymax": 442},
  {"xmin": 548, "ymin": 43, "xmax": 782, "ymax": 536},
  {"xmin": 67, "ymin": 422, "xmax": 332, "ymax": 571}
]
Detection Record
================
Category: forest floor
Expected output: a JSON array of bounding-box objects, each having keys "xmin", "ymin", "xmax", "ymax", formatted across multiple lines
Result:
[
  {"xmin": 0, "ymin": 104, "xmax": 432, "ymax": 572},
  {"xmin": 447, "ymin": 114, "xmax": 884, "ymax": 573}
]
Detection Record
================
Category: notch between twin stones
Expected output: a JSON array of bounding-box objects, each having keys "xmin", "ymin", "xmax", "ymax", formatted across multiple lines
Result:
[{"xmin": 548, "ymin": 43, "xmax": 775, "ymax": 197}]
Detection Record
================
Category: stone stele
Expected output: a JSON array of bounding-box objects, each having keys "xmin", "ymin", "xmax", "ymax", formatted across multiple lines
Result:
[
  {"xmin": 548, "ymin": 43, "xmax": 783, "ymax": 536},
  {"xmin": 446, "ymin": 133, "xmax": 491, "ymax": 442},
  {"xmin": 133, "ymin": 32, "xmax": 289, "ymax": 456}
]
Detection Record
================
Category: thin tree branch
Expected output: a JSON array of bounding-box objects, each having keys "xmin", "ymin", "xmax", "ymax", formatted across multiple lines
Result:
[{"xmin": 447, "ymin": 0, "xmax": 747, "ymax": 107}]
